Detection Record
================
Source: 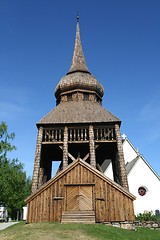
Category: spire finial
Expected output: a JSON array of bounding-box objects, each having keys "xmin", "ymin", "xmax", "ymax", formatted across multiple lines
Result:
[{"xmin": 76, "ymin": 12, "xmax": 79, "ymax": 22}]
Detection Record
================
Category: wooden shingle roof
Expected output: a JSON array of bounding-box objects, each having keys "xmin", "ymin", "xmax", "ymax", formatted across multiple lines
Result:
[
  {"xmin": 68, "ymin": 22, "xmax": 90, "ymax": 74},
  {"xmin": 38, "ymin": 100, "xmax": 120, "ymax": 125},
  {"xmin": 55, "ymin": 71, "xmax": 104, "ymax": 99},
  {"xmin": 38, "ymin": 20, "xmax": 120, "ymax": 126}
]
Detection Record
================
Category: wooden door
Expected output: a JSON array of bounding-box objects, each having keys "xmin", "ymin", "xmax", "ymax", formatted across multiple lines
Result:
[{"xmin": 65, "ymin": 185, "xmax": 93, "ymax": 211}]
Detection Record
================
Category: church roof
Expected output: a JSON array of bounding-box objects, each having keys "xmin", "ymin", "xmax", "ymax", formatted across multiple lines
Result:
[
  {"xmin": 126, "ymin": 157, "xmax": 138, "ymax": 174},
  {"xmin": 38, "ymin": 100, "xmax": 120, "ymax": 125},
  {"xmin": 123, "ymin": 137, "xmax": 160, "ymax": 179},
  {"xmin": 37, "ymin": 19, "xmax": 120, "ymax": 126},
  {"xmin": 55, "ymin": 71, "xmax": 104, "ymax": 99},
  {"xmin": 55, "ymin": 21, "xmax": 104, "ymax": 99}
]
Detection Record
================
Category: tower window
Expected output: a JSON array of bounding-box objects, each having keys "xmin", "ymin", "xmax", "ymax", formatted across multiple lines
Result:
[
  {"xmin": 67, "ymin": 94, "xmax": 72, "ymax": 101},
  {"xmin": 83, "ymin": 93, "xmax": 89, "ymax": 100}
]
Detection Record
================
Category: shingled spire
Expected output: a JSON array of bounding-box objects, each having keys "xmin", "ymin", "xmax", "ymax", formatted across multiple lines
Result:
[
  {"xmin": 55, "ymin": 18, "xmax": 104, "ymax": 102},
  {"xmin": 67, "ymin": 18, "xmax": 90, "ymax": 74}
]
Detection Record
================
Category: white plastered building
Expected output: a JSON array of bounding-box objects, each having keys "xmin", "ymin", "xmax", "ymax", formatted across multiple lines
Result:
[{"xmin": 102, "ymin": 134, "xmax": 160, "ymax": 215}]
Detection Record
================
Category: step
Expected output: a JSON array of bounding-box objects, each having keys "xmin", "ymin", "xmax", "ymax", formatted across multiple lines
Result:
[{"xmin": 61, "ymin": 210, "xmax": 95, "ymax": 224}]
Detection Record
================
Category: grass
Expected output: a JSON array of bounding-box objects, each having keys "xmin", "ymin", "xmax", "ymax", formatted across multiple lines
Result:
[{"xmin": 0, "ymin": 222, "xmax": 160, "ymax": 240}]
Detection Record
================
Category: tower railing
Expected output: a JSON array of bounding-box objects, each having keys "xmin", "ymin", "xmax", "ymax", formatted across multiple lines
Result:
[
  {"xmin": 94, "ymin": 127, "xmax": 116, "ymax": 141},
  {"xmin": 42, "ymin": 126, "xmax": 116, "ymax": 143},
  {"xmin": 68, "ymin": 127, "xmax": 89, "ymax": 142},
  {"xmin": 42, "ymin": 128, "xmax": 64, "ymax": 142}
]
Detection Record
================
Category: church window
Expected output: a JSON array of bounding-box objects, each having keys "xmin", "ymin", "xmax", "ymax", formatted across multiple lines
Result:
[{"xmin": 138, "ymin": 186, "xmax": 148, "ymax": 196}]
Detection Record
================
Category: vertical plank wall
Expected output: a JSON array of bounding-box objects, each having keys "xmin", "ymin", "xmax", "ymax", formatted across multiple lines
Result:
[{"xmin": 26, "ymin": 161, "xmax": 135, "ymax": 223}]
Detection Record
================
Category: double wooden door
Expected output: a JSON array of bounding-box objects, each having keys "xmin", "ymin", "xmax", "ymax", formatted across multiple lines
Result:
[{"xmin": 65, "ymin": 185, "xmax": 94, "ymax": 211}]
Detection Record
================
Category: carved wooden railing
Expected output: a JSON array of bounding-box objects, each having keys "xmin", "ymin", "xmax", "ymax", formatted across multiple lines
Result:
[
  {"xmin": 43, "ymin": 128, "xmax": 64, "ymax": 142},
  {"xmin": 94, "ymin": 127, "xmax": 116, "ymax": 141},
  {"xmin": 42, "ymin": 126, "xmax": 116, "ymax": 143},
  {"xmin": 68, "ymin": 127, "xmax": 89, "ymax": 142}
]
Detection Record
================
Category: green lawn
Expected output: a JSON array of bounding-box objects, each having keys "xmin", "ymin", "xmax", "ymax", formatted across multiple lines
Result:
[{"xmin": 0, "ymin": 222, "xmax": 160, "ymax": 240}]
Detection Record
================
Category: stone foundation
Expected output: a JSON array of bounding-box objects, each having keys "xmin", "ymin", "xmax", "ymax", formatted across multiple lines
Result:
[
  {"xmin": 104, "ymin": 221, "xmax": 135, "ymax": 230},
  {"xmin": 134, "ymin": 220, "xmax": 160, "ymax": 229},
  {"xmin": 104, "ymin": 221, "xmax": 160, "ymax": 230}
]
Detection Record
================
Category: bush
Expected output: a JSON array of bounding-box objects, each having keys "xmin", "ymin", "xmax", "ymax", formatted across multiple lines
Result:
[{"xmin": 136, "ymin": 211, "xmax": 160, "ymax": 221}]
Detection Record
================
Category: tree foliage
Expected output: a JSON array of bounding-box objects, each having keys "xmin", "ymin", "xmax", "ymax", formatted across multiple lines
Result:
[
  {"xmin": 0, "ymin": 122, "xmax": 31, "ymax": 219},
  {"xmin": 0, "ymin": 122, "xmax": 16, "ymax": 161}
]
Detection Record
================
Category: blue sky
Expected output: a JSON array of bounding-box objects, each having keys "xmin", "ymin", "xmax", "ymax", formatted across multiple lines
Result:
[{"xmin": 0, "ymin": 0, "xmax": 160, "ymax": 177}]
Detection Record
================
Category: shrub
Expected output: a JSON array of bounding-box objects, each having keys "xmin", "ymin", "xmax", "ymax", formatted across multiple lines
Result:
[{"xmin": 136, "ymin": 211, "xmax": 159, "ymax": 221}]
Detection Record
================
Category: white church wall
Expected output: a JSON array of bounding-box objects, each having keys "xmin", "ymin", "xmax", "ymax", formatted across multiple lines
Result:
[
  {"xmin": 128, "ymin": 157, "xmax": 160, "ymax": 215},
  {"xmin": 103, "ymin": 162, "xmax": 114, "ymax": 180},
  {"xmin": 104, "ymin": 137, "xmax": 160, "ymax": 215},
  {"xmin": 123, "ymin": 139, "xmax": 138, "ymax": 164}
]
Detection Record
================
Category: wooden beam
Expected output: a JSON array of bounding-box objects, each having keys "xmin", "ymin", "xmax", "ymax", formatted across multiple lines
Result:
[
  {"xmin": 82, "ymin": 145, "xmax": 99, "ymax": 162},
  {"xmin": 96, "ymin": 163, "xmax": 103, "ymax": 173},
  {"xmin": 82, "ymin": 153, "xmax": 89, "ymax": 162},
  {"xmin": 59, "ymin": 146, "xmax": 76, "ymax": 162}
]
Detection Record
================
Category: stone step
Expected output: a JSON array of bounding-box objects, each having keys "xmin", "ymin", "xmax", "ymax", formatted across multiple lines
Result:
[{"xmin": 61, "ymin": 210, "xmax": 95, "ymax": 224}]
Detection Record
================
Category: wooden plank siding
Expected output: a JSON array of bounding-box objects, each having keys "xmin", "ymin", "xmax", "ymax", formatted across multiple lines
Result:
[{"xmin": 26, "ymin": 159, "xmax": 135, "ymax": 223}]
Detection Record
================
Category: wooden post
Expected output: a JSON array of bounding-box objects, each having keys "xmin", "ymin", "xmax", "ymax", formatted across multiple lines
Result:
[
  {"xmin": 38, "ymin": 167, "xmax": 44, "ymax": 188},
  {"xmin": 63, "ymin": 126, "xmax": 68, "ymax": 169},
  {"xmin": 31, "ymin": 126, "xmax": 43, "ymax": 193},
  {"xmin": 89, "ymin": 125, "xmax": 96, "ymax": 168},
  {"xmin": 115, "ymin": 124, "xmax": 129, "ymax": 190}
]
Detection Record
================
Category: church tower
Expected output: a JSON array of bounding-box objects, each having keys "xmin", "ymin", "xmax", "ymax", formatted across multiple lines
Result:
[
  {"xmin": 31, "ymin": 19, "xmax": 129, "ymax": 193},
  {"xmin": 26, "ymin": 19, "xmax": 135, "ymax": 224}
]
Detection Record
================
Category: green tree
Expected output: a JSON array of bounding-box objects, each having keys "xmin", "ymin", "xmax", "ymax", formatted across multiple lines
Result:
[
  {"xmin": 0, "ymin": 121, "xmax": 16, "ymax": 161},
  {"xmin": 0, "ymin": 122, "xmax": 31, "ymax": 219}
]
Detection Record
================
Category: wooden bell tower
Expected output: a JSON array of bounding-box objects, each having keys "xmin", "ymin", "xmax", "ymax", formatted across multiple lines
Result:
[
  {"xmin": 31, "ymin": 19, "xmax": 129, "ymax": 194},
  {"xmin": 26, "ymin": 19, "xmax": 136, "ymax": 224}
]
